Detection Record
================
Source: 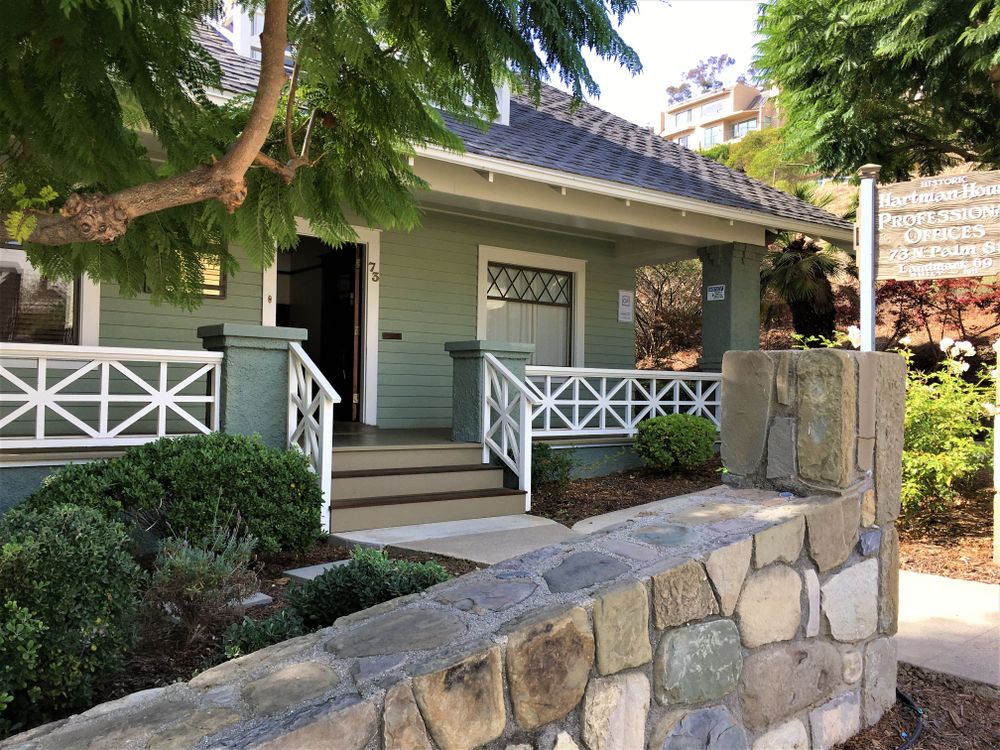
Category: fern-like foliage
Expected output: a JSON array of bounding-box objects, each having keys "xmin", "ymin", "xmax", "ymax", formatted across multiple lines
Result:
[
  {"xmin": 756, "ymin": 0, "xmax": 1000, "ymax": 182},
  {"xmin": 0, "ymin": 0, "xmax": 641, "ymax": 306}
]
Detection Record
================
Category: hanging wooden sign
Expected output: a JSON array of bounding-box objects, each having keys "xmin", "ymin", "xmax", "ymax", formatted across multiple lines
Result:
[{"xmin": 875, "ymin": 170, "xmax": 1000, "ymax": 281}]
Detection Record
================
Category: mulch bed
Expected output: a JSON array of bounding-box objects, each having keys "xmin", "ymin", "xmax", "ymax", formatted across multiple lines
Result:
[
  {"xmin": 898, "ymin": 468, "xmax": 999, "ymax": 585},
  {"xmin": 841, "ymin": 664, "xmax": 1000, "ymax": 750},
  {"xmin": 529, "ymin": 458, "xmax": 724, "ymax": 528}
]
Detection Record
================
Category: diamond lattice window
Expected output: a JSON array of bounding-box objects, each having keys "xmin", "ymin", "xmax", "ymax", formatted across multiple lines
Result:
[{"xmin": 486, "ymin": 264, "xmax": 571, "ymax": 307}]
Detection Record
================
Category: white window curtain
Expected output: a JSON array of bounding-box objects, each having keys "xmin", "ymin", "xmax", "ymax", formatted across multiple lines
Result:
[
  {"xmin": 485, "ymin": 263, "xmax": 572, "ymax": 366},
  {"xmin": 486, "ymin": 299, "xmax": 570, "ymax": 366}
]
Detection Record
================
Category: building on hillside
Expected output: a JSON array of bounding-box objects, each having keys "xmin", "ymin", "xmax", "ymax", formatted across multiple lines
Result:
[
  {"xmin": 1, "ymin": 19, "xmax": 850, "ymax": 533},
  {"xmin": 659, "ymin": 82, "xmax": 780, "ymax": 151}
]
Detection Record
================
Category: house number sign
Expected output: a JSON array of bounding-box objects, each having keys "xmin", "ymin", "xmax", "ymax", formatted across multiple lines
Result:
[{"xmin": 368, "ymin": 262, "xmax": 380, "ymax": 282}]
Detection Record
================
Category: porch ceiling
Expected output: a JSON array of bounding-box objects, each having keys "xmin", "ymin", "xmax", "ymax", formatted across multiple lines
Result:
[{"xmin": 413, "ymin": 156, "xmax": 768, "ymax": 263}]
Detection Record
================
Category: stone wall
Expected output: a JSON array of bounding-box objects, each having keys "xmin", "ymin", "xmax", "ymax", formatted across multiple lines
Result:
[{"xmin": 6, "ymin": 349, "xmax": 906, "ymax": 750}]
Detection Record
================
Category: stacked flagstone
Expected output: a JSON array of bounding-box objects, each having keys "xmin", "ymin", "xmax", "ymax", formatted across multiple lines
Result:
[{"xmin": 5, "ymin": 349, "xmax": 905, "ymax": 750}]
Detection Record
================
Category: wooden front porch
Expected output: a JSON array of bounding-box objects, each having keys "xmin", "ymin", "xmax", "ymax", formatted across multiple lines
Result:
[{"xmin": 2, "ymin": 339, "xmax": 723, "ymax": 534}]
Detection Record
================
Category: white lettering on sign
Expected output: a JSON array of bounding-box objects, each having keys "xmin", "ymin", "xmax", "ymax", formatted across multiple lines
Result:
[
  {"xmin": 618, "ymin": 289, "xmax": 634, "ymax": 323},
  {"xmin": 876, "ymin": 170, "xmax": 1000, "ymax": 281},
  {"xmin": 707, "ymin": 284, "xmax": 725, "ymax": 301}
]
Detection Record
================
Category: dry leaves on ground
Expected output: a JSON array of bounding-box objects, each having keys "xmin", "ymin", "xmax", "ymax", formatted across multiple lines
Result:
[
  {"xmin": 898, "ymin": 468, "xmax": 999, "ymax": 584},
  {"xmin": 840, "ymin": 664, "xmax": 1000, "ymax": 750}
]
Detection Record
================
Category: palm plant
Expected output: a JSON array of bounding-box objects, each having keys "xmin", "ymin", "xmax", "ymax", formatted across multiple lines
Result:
[{"xmin": 760, "ymin": 185, "xmax": 848, "ymax": 342}]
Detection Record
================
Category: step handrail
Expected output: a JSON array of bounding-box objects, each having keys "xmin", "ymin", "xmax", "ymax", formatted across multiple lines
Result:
[
  {"xmin": 482, "ymin": 353, "xmax": 542, "ymax": 510},
  {"xmin": 288, "ymin": 342, "xmax": 341, "ymax": 532}
]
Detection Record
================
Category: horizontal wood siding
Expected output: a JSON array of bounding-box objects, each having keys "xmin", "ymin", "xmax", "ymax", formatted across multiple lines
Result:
[
  {"xmin": 99, "ymin": 246, "xmax": 262, "ymax": 349},
  {"xmin": 377, "ymin": 212, "xmax": 634, "ymax": 429}
]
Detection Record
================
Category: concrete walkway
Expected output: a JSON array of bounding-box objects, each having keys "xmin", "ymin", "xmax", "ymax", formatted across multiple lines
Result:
[
  {"xmin": 897, "ymin": 570, "xmax": 1000, "ymax": 687},
  {"xmin": 331, "ymin": 514, "xmax": 580, "ymax": 565}
]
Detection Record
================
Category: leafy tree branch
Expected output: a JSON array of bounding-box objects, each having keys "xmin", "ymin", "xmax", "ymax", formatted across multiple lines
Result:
[{"xmin": 0, "ymin": 0, "xmax": 640, "ymax": 304}]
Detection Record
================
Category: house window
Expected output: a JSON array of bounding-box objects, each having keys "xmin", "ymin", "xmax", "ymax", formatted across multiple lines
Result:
[
  {"xmin": 0, "ymin": 243, "xmax": 78, "ymax": 344},
  {"xmin": 701, "ymin": 99, "xmax": 724, "ymax": 117},
  {"xmin": 200, "ymin": 260, "xmax": 226, "ymax": 298},
  {"xmin": 731, "ymin": 118, "xmax": 758, "ymax": 139},
  {"xmin": 703, "ymin": 124, "xmax": 724, "ymax": 147},
  {"xmin": 143, "ymin": 257, "xmax": 226, "ymax": 298},
  {"xmin": 675, "ymin": 134, "xmax": 690, "ymax": 148},
  {"xmin": 674, "ymin": 109, "xmax": 692, "ymax": 126},
  {"xmin": 485, "ymin": 262, "xmax": 572, "ymax": 366}
]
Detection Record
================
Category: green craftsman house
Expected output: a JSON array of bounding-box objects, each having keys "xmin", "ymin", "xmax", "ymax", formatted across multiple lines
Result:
[{"xmin": 0, "ymin": 20, "xmax": 851, "ymax": 532}]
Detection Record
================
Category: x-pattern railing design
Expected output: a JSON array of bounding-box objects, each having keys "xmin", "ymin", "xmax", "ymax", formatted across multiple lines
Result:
[
  {"xmin": 0, "ymin": 343, "xmax": 222, "ymax": 449},
  {"xmin": 525, "ymin": 366, "xmax": 722, "ymax": 437}
]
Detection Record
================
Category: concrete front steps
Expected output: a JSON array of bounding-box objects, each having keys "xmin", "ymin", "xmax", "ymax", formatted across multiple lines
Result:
[{"xmin": 329, "ymin": 441, "xmax": 525, "ymax": 532}]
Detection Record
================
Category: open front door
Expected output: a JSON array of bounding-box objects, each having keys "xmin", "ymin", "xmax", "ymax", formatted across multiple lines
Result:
[{"xmin": 277, "ymin": 237, "xmax": 363, "ymax": 422}]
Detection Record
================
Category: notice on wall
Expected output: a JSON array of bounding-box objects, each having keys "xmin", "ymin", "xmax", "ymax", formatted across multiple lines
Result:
[
  {"xmin": 706, "ymin": 284, "xmax": 726, "ymax": 301},
  {"xmin": 618, "ymin": 289, "xmax": 634, "ymax": 323},
  {"xmin": 876, "ymin": 170, "xmax": 1000, "ymax": 281}
]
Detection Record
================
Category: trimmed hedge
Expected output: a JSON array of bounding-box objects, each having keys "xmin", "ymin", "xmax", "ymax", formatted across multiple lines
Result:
[
  {"xmin": 27, "ymin": 433, "xmax": 323, "ymax": 554},
  {"xmin": 634, "ymin": 413, "xmax": 716, "ymax": 472},
  {"xmin": 0, "ymin": 505, "xmax": 143, "ymax": 728}
]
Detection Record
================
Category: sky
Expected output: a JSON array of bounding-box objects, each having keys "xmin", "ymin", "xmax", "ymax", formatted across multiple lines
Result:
[{"xmin": 559, "ymin": 0, "xmax": 763, "ymax": 129}]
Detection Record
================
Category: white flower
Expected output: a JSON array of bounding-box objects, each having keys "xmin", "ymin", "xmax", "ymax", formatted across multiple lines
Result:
[
  {"xmin": 949, "ymin": 345, "xmax": 962, "ymax": 358},
  {"xmin": 961, "ymin": 361, "xmax": 970, "ymax": 372},
  {"xmin": 993, "ymin": 339, "xmax": 999, "ymax": 353},
  {"xmin": 992, "ymin": 369, "xmax": 999, "ymax": 379},
  {"xmin": 956, "ymin": 340, "xmax": 976, "ymax": 356},
  {"xmin": 899, "ymin": 335, "xmax": 912, "ymax": 346},
  {"xmin": 846, "ymin": 326, "xmax": 862, "ymax": 349},
  {"xmin": 939, "ymin": 336, "xmax": 955, "ymax": 352}
]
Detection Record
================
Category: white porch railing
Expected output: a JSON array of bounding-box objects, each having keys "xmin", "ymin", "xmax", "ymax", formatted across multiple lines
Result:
[
  {"xmin": 0, "ymin": 343, "xmax": 222, "ymax": 450},
  {"xmin": 287, "ymin": 342, "xmax": 340, "ymax": 532},
  {"xmin": 483, "ymin": 353, "xmax": 542, "ymax": 509},
  {"xmin": 525, "ymin": 366, "xmax": 722, "ymax": 438}
]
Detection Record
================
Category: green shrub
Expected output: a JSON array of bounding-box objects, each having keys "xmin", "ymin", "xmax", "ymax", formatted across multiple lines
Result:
[
  {"xmin": 900, "ymin": 344, "xmax": 992, "ymax": 512},
  {"xmin": 28, "ymin": 433, "xmax": 324, "ymax": 554},
  {"xmin": 285, "ymin": 547, "xmax": 450, "ymax": 630},
  {"xmin": 0, "ymin": 601, "xmax": 46, "ymax": 735},
  {"xmin": 634, "ymin": 413, "xmax": 716, "ymax": 471},
  {"xmin": 0, "ymin": 505, "xmax": 143, "ymax": 727},
  {"xmin": 532, "ymin": 443, "xmax": 575, "ymax": 493},
  {"xmin": 143, "ymin": 527, "xmax": 259, "ymax": 645},
  {"xmin": 24, "ymin": 458, "xmax": 165, "ymax": 524},
  {"xmin": 222, "ymin": 610, "xmax": 306, "ymax": 659}
]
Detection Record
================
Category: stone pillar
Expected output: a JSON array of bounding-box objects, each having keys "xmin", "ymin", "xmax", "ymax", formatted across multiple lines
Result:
[
  {"xmin": 697, "ymin": 243, "xmax": 767, "ymax": 371},
  {"xmin": 445, "ymin": 340, "xmax": 534, "ymax": 443},
  {"xmin": 720, "ymin": 349, "xmax": 905, "ymax": 497},
  {"xmin": 719, "ymin": 348, "xmax": 907, "ymax": 635},
  {"xmin": 198, "ymin": 323, "xmax": 308, "ymax": 448}
]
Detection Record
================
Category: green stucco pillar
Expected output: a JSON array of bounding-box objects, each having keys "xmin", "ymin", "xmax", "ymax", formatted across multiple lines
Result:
[
  {"xmin": 445, "ymin": 340, "xmax": 535, "ymax": 443},
  {"xmin": 698, "ymin": 243, "xmax": 767, "ymax": 372},
  {"xmin": 198, "ymin": 323, "xmax": 308, "ymax": 448}
]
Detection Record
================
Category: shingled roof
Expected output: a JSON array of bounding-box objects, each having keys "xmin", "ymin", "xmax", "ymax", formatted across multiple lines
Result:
[
  {"xmin": 443, "ymin": 88, "xmax": 851, "ymax": 233},
  {"xmin": 196, "ymin": 25, "xmax": 851, "ymax": 235}
]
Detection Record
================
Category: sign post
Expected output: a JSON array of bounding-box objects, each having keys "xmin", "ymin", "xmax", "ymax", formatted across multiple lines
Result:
[
  {"xmin": 856, "ymin": 164, "xmax": 881, "ymax": 352},
  {"xmin": 858, "ymin": 167, "xmax": 1000, "ymax": 565}
]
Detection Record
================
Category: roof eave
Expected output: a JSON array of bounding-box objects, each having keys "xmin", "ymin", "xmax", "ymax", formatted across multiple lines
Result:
[{"xmin": 414, "ymin": 145, "xmax": 854, "ymax": 244}]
